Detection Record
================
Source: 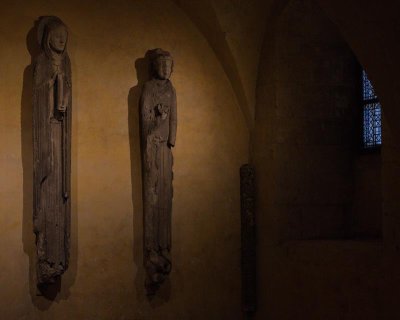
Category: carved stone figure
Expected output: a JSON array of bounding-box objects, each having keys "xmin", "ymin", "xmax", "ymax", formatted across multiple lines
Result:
[
  {"xmin": 140, "ymin": 49, "xmax": 177, "ymax": 295},
  {"xmin": 33, "ymin": 16, "xmax": 72, "ymax": 286},
  {"xmin": 240, "ymin": 164, "xmax": 256, "ymax": 314}
]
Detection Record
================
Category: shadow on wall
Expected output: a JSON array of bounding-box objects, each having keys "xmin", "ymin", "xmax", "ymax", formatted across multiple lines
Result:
[
  {"xmin": 21, "ymin": 18, "xmax": 78, "ymax": 308},
  {"xmin": 128, "ymin": 52, "xmax": 171, "ymax": 306}
]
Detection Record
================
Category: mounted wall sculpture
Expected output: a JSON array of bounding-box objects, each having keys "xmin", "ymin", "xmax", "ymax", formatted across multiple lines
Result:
[
  {"xmin": 240, "ymin": 164, "xmax": 256, "ymax": 315},
  {"xmin": 140, "ymin": 49, "xmax": 177, "ymax": 295},
  {"xmin": 33, "ymin": 16, "xmax": 72, "ymax": 286}
]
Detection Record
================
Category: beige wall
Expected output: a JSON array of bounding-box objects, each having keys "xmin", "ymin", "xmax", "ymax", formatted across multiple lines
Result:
[
  {"xmin": 210, "ymin": 0, "xmax": 269, "ymax": 121},
  {"xmin": 173, "ymin": 0, "xmax": 274, "ymax": 126},
  {"xmin": 0, "ymin": 0, "xmax": 249, "ymax": 319},
  {"xmin": 1, "ymin": 0, "xmax": 400, "ymax": 318}
]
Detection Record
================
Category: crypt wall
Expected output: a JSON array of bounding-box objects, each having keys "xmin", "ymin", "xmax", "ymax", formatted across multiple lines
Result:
[
  {"xmin": 0, "ymin": 0, "xmax": 249, "ymax": 319},
  {"xmin": 0, "ymin": 0, "xmax": 399, "ymax": 319},
  {"xmin": 253, "ymin": 0, "xmax": 399, "ymax": 319}
]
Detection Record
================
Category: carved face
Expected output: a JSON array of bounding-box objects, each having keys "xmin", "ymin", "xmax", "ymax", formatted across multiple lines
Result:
[
  {"xmin": 49, "ymin": 26, "xmax": 68, "ymax": 53},
  {"xmin": 154, "ymin": 57, "xmax": 173, "ymax": 80}
]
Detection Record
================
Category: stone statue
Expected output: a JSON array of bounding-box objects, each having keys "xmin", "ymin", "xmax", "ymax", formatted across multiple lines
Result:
[
  {"xmin": 33, "ymin": 16, "xmax": 72, "ymax": 286},
  {"xmin": 240, "ymin": 164, "xmax": 256, "ymax": 314},
  {"xmin": 139, "ymin": 49, "xmax": 177, "ymax": 295}
]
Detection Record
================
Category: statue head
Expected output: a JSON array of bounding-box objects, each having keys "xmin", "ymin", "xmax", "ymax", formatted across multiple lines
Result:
[
  {"xmin": 38, "ymin": 16, "xmax": 68, "ymax": 57},
  {"xmin": 150, "ymin": 49, "xmax": 173, "ymax": 80},
  {"xmin": 48, "ymin": 24, "xmax": 67, "ymax": 53}
]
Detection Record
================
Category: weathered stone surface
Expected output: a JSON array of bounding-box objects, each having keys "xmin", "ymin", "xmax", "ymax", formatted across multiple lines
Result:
[
  {"xmin": 33, "ymin": 16, "xmax": 72, "ymax": 286},
  {"xmin": 139, "ymin": 48, "xmax": 177, "ymax": 295},
  {"xmin": 240, "ymin": 164, "xmax": 256, "ymax": 314}
]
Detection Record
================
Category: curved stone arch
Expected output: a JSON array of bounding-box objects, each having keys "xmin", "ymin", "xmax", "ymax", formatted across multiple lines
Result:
[
  {"xmin": 313, "ymin": 0, "xmax": 400, "ymax": 245},
  {"xmin": 173, "ymin": 0, "xmax": 254, "ymax": 128},
  {"xmin": 255, "ymin": 0, "xmax": 400, "ymax": 139},
  {"xmin": 314, "ymin": 0, "xmax": 400, "ymax": 142}
]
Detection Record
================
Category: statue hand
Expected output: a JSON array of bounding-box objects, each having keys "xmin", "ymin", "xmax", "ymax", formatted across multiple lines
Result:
[
  {"xmin": 48, "ymin": 72, "xmax": 58, "ymax": 87},
  {"xmin": 58, "ymin": 104, "xmax": 67, "ymax": 113},
  {"xmin": 58, "ymin": 92, "xmax": 69, "ymax": 113},
  {"xmin": 156, "ymin": 104, "xmax": 170, "ymax": 120},
  {"xmin": 49, "ymin": 71, "xmax": 65, "ymax": 87}
]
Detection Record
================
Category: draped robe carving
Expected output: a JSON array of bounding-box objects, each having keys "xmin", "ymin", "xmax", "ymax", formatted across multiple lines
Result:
[
  {"xmin": 140, "ymin": 49, "xmax": 177, "ymax": 294},
  {"xmin": 33, "ymin": 16, "xmax": 72, "ymax": 285}
]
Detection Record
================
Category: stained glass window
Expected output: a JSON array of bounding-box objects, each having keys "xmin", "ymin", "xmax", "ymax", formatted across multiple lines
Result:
[{"xmin": 362, "ymin": 70, "xmax": 382, "ymax": 149}]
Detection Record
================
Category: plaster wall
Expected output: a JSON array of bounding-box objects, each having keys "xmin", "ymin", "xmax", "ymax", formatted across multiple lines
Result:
[
  {"xmin": 315, "ymin": 0, "xmax": 400, "ymax": 256},
  {"xmin": 255, "ymin": 0, "xmax": 363, "ymax": 242},
  {"xmin": 173, "ymin": 0, "xmax": 275, "ymax": 126},
  {"xmin": 0, "ymin": 0, "xmax": 248, "ymax": 319},
  {"xmin": 253, "ymin": 0, "xmax": 385, "ymax": 319},
  {"xmin": 210, "ymin": 0, "xmax": 269, "ymax": 121}
]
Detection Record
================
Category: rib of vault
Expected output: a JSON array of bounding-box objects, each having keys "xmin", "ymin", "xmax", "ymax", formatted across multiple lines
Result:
[{"xmin": 173, "ymin": 0, "xmax": 270, "ymax": 129}]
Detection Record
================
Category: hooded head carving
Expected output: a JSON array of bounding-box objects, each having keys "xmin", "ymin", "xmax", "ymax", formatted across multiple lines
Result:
[{"xmin": 38, "ymin": 16, "xmax": 68, "ymax": 64}]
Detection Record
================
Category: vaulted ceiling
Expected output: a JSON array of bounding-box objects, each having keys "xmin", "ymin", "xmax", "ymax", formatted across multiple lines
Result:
[{"xmin": 173, "ymin": 0, "xmax": 400, "ymax": 140}]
